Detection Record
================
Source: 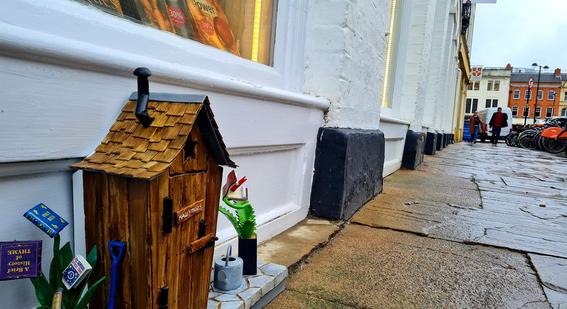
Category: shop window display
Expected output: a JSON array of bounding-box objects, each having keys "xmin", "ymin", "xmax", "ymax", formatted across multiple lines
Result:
[{"xmin": 78, "ymin": 0, "xmax": 276, "ymax": 65}]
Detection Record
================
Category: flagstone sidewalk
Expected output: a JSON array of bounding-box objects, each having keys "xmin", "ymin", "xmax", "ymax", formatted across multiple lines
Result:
[{"xmin": 267, "ymin": 142, "xmax": 567, "ymax": 308}]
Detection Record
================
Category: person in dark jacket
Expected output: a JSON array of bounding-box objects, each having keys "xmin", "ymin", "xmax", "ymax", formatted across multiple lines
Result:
[{"xmin": 488, "ymin": 107, "xmax": 508, "ymax": 145}]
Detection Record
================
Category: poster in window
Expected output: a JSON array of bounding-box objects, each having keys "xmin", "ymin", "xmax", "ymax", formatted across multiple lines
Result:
[
  {"xmin": 81, "ymin": 0, "xmax": 124, "ymax": 15},
  {"xmin": 164, "ymin": 0, "xmax": 193, "ymax": 38},
  {"xmin": 136, "ymin": 0, "xmax": 175, "ymax": 32},
  {"xmin": 186, "ymin": 0, "xmax": 240, "ymax": 56}
]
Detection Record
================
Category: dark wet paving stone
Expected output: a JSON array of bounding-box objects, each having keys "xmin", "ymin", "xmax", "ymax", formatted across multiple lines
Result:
[{"xmin": 350, "ymin": 142, "xmax": 567, "ymax": 306}]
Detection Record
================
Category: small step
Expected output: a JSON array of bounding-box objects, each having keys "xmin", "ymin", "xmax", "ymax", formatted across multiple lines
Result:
[{"xmin": 207, "ymin": 262, "xmax": 287, "ymax": 309}]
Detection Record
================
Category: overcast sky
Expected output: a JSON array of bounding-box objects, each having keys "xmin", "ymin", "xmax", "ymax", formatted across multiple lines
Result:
[{"xmin": 471, "ymin": 0, "xmax": 567, "ymax": 70}]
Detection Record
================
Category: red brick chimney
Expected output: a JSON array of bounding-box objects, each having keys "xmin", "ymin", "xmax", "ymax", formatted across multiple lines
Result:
[{"xmin": 554, "ymin": 68, "xmax": 561, "ymax": 78}]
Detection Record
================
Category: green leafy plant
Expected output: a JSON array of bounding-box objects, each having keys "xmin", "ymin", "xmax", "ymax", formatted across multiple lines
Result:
[
  {"xmin": 30, "ymin": 234, "xmax": 106, "ymax": 309},
  {"xmin": 219, "ymin": 196, "xmax": 256, "ymax": 239}
]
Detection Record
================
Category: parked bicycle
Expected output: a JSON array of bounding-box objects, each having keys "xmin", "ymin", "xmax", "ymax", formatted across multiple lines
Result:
[{"xmin": 505, "ymin": 118, "xmax": 567, "ymax": 154}]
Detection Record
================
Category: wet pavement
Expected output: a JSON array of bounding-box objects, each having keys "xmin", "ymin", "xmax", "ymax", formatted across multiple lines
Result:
[{"xmin": 268, "ymin": 142, "xmax": 567, "ymax": 308}]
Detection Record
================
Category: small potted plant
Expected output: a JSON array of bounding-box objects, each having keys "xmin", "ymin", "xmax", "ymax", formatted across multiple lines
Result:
[{"xmin": 219, "ymin": 171, "xmax": 257, "ymax": 275}]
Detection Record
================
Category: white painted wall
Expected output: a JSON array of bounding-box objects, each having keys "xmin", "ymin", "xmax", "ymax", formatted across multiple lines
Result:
[
  {"xmin": 304, "ymin": 0, "xmax": 390, "ymax": 131},
  {"xmin": 0, "ymin": 1, "xmax": 326, "ymax": 307},
  {"xmin": 466, "ymin": 68, "xmax": 512, "ymax": 114}
]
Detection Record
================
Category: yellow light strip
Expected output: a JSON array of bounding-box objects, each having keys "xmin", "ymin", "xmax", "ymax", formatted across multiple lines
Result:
[
  {"xmin": 381, "ymin": 0, "xmax": 397, "ymax": 107},
  {"xmin": 251, "ymin": 0, "xmax": 263, "ymax": 62}
]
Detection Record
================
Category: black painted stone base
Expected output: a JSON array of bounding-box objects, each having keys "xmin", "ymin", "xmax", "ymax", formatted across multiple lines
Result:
[
  {"xmin": 424, "ymin": 132, "xmax": 437, "ymax": 155},
  {"xmin": 402, "ymin": 130, "xmax": 425, "ymax": 170},
  {"xmin": 444, "ymin": 133, "xmax": 450, "ymax": 147},
  {"xmin": 436, "ymin": 132, "xmax": 444, "ymax": 151},
  {"xmin": 310, "ymin": 127, "xmax": 385, "ymax": 220}
]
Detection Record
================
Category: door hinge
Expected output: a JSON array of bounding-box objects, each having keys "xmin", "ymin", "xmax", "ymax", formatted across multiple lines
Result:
[{"xmin": 158, "ymin": 286, "xmax": 168, "ymax": 309}]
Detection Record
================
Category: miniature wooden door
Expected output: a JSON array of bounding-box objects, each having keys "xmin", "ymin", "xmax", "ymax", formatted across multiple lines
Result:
[{"xmin": 165, "ymin": 125, "xmax": 221, "ymax": 308}]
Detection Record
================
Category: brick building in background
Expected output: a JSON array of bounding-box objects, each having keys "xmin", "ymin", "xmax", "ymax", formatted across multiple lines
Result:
[{"xmin": 508, "ymin": 68, "xmax": 563, "ymax": 125}]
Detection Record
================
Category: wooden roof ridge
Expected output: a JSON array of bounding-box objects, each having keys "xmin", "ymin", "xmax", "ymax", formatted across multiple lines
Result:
[{"xmin": 73, "ymin": 93, "xmax": 236, "ymax": 180}]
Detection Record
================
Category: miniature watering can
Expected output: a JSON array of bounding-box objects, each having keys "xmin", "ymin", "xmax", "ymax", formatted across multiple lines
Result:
[{"xmin": 213, "ymin": 245, "xmax": 243, "ymax": 291}]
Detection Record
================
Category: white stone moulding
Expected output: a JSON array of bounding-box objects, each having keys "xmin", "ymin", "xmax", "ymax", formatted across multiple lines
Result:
[{"xmin": 0, "ymin": 0, "xmax": 328, "ymax": 110}]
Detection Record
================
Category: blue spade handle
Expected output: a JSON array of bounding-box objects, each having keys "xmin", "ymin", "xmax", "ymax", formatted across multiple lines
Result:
[{"xmin": 108, "ymin": 240, "xmax": 127, "ymax": 309}]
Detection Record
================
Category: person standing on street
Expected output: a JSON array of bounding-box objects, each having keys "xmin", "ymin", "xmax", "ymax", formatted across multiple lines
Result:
[
  {"xmin": 488, "ymin": 107, "xmax": 508, "ymax": 145},
  {"xmin": 469, "ymin": 111, "xmax": 484, "ymax": 145}
]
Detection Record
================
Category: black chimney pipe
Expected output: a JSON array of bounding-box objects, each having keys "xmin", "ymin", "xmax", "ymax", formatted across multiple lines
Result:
[{"xmin": 133, "ymin": 67, "xmax": 153, "ymax": 127}]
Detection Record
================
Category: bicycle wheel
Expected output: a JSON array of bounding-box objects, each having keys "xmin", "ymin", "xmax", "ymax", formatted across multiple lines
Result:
[
  {"xmin": 505, "ymin": 133, "xmax": 516, "ymax": 146},
  {"xmin": 543, "ymin": 138, "xmax": 567, "ymax": 154},
  {"xmin": 536, "ymin": 134, "xmax": 545, "ymax": 150},
  {"xmin": 518, "ymin": 130, "xmax": 538, "ymax": 149}
]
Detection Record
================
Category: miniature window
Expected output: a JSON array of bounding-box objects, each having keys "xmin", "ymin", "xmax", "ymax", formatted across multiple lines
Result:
[
  {"xmin": 494, "ymin": 80, "xmax": 500, "ymax": 91},
  {"xmin": 546, "ymin": 107, "xmax": 553, "ymax": 117},
  {"xmin": 512, "ymin": 106, "xmax": 518, "ymax": 116},
  {"xmin": 77, "ymin": 0, "xmax": 277, "ymax": 65},
  {"xmin": 513, "ymin": 89, "xmax": 520, "ymax": 99}
]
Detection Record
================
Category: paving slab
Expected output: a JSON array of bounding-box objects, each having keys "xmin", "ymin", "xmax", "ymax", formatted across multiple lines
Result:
[
  {"xmin": 352, "ymin": 143, "xmax": 567, "ymax": 258},
  {"xmin": 530, "ymin": 254, "xmax": 567, "ymax": 309},
  {"xmin": 257, "ymin": 218, "xmax": 341, "ymax": 268},
  {"xmin": 269, "ymin": 225, "xmax": 548, "ymax": 308}
]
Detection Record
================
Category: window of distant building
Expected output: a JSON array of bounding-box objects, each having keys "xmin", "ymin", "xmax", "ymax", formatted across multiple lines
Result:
[
  {"xmin": 548, "ymin": 90, "xmax": 555, "ymax": 100},
  {"xmin": 492, "ymin": 99, "xmax": 498, "ymax": 108},
  {"xmin": 524, "ymin": 106, "xmax": 530, "ymax": 117},
  {"xmin": 537, "ymin": 90, "xmax": 543, "ymax": 100},
  {"xmin": 562, "ymin": 108, "xmax": 567, "ymax": 117},
  {"xmin": 535, "ymin": 107, "xmax": 541, "ymax": 117},
  {"xmin": 466, "ymin": 98, "xmax": 472, "ymax": 113},
  {"xmin": 494, "ymin": 80, "xmax": 500, "ymax": 91},
  {"xmin": 525, "ymin": 90, "xmax": 532, "ymax": 99},
  {"xmin": 485, "ymin": 99, "xmax": 491, "ymax": 108},
  {"xmin": 474, "ymin": 81, "xmax": 480, "ymax": 91},
  {"xmin": 546, "ymin": 107, "xmax": 553, "ymax": 118},
  {"xmin": 513, "ymin": 89, "xmax": 520, "ymax": 99},
  {"xmin": 564, "ymin": 91, "xmax": 567, "ymax": 101},
  {"xmin": 487, "ymin": 80, "xmax": 493, "ymax": 91},
  {"xmin": 512, "ymin": 106, "xmax": 518, "ymax": 117},
  {"xmin": 467, "ymin": 83, "xmax": 473, "ymax": 90},
  {"xmin": 472, "ymin": 98, "xmax": 478, "ymax": 112}
]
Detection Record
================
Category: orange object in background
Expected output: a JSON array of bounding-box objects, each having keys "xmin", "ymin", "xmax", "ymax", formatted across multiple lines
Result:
[{"xmin": 541, "ymin": 127, "xmax": 567, "ymax": 140}]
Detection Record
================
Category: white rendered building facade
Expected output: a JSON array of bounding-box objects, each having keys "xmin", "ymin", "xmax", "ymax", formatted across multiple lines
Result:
[
  {"xmin": 1, "ymin": 0, "xmax": 482, "ymax": 306},
  {"xmin": 465, "ymin": 67, "xmax": 512, "ymax": 115}
]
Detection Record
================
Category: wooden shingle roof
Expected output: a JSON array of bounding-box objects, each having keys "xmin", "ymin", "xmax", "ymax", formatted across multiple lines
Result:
[{"xmin": 73, "ymin": 93, "xmax": 235, "ymax": 179}]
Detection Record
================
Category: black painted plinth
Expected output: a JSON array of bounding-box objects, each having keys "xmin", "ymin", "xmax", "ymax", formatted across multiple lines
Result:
[
  {"xmin": 444, "ymin": 133, "xmax": 450, "ymax": 147},
  {"xmin": 424, "ymin": 132, "xmax": 437, "ymax": 155},
  {"xmin": 402, "ymin": 130, "xmax": 425, "ymax": 170},
  {"xmin": 436, "ymin": 133, "xmax": 444, "ymax": 150},
  {"xmin": 310, "ymin": 127, "xmax": 385, "ymax": 220}
]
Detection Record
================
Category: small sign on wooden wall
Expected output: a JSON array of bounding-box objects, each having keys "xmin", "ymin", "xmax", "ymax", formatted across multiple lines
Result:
[
  {"xmin": 175, "ymin": 200, "xmax": 204, "ymax": 224},
  {"xmin": 0, "ymin": 240, "xmax": 42, "ymax": 281}
]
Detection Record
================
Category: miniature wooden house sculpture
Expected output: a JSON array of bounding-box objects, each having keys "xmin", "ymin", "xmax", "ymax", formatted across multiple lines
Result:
[{"xmin": 73, "ymin": 68, "xmax": 235, "ymax": 308}]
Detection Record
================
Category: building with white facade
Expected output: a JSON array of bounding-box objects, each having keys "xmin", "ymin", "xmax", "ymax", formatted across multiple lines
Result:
[
  {"xmin": 465, "ymin": 66, "xmax": 512, "ymax": 115},
  {"xmin": 0, "ymin": 1, "xmax": 487, "ymax": 306}
]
